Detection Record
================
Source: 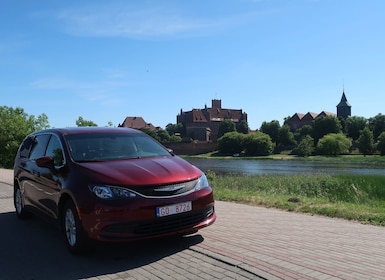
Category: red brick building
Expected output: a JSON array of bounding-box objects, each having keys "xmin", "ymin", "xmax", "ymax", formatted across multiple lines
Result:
[
  {"xmin": 286, "ymin": 91, "xmax": 350, "ymax": 131},
  {"xmin": 177, "ymin": 99, "xmax": 248, "ymax": 142},
  {"xmin": 286, "ymin": 111, "xmax": 336, "ymax": 131},
  {"xmin": 119, "ymin": 116, "xmax": 159, "ymax": 131}
]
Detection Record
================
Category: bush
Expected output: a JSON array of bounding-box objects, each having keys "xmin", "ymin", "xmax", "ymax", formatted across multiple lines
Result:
[
  {"xmin": 217, "ymin": 132, "xmax": 246, "ymax": 155},
  {"xmin": 244, "ymin": 132, "xmax": 274, "ymax": 156},
  {"xmin": 316, "ymin": 133, "xmax": 352, "ymax": 156},
  {"xmin": 293, "ymin": 135, "xmax": 314, "ymax": 157}
]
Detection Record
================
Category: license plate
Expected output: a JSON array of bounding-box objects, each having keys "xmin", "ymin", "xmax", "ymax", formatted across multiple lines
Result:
[{"xmin": 156, "ymin": 201, "xmax": 192, "ymax": 217}]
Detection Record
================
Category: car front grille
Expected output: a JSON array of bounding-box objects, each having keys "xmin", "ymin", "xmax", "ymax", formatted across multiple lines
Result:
[
  {"xmin": 128, "ymin": 179, "xmax": 199, "ymax": 198},
  {"xmin": 102, "ymin": 206, "xmax": 214, "ymax": 237}
]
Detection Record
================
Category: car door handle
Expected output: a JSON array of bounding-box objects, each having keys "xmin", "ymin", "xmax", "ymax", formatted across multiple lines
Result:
[{"xmin": 32, "ymin": 170, "xmax": 41, "ymax": 176}]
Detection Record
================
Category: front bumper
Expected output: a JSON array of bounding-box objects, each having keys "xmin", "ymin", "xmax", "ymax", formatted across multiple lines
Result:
[
  {"xmin": 99, "ymin": 205, "xmax": 215, "ymax": 241},
  {"xmin": 80, "ymin": 188, "xmax": 216, "ymax": 242}
]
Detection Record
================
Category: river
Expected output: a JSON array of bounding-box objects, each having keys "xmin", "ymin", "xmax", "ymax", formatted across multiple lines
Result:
[{"xmin": 186, "ymin": 158, "xmax": 385, "ymax": 176}]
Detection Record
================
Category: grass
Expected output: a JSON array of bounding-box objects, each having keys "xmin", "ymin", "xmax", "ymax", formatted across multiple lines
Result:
[{"xmin": 206, "ymin": 171, "xmax": 385, "ymax": 226}]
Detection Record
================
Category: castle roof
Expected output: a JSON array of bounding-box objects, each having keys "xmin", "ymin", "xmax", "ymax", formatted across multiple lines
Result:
[{"xmin": 120, "ymin": 116, "xmax": 157, "ymax": 131}]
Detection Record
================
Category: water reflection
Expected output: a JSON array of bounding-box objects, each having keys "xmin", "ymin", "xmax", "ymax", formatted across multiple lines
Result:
[{"xmin": 186, "ymin": 158, "xmax": 385, "ymax": 176}]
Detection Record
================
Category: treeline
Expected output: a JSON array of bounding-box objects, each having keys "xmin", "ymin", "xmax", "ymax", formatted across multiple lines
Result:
[
  {"xmin": 216, "ymin": 115, "xmax": 385, "ymax": 157},
  {"xmin": 0, "ymin": 106, "xmax": 50, "ymax": 168},
  {"xmin": 0, "ymin": 106, "xmax": 183, "ymax": 169},
  {"xmin": 2, "ymin": 105, "xmax": 385, "ymax": 169}
]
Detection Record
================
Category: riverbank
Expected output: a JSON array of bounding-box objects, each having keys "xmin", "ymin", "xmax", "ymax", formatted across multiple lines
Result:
[
  {"xmin": 184, "ymin": 154, "xmax": 385, "ymax": 226},
  {"xmin": 207, "ymin": 171, "xmax": 385, "ymax": 227},
  {"xmin": 184, "ymin": 153, "xmax": 385, "ymax": 163}
]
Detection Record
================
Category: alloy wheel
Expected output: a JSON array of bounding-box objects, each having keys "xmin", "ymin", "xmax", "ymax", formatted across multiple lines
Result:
[
  {"xmin": 65, "ymin": 208, "xmax": 77, "ymax": 247},
  {"xmin": 15, "ymin": 188, "xmax": 23, "ymax": 214}
]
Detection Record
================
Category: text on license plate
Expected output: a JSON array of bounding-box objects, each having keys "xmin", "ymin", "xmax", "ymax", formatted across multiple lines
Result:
[{"xmin": 156, "ymin": 201, "xmax": 192, "ymax": 217}]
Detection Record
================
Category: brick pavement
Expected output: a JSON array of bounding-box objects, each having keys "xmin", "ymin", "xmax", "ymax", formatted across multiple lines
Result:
[
  {"xmin": 2, "ymin": 168, "xmax": 385, "ymax": 279},
  {"xmin": 196, "ymin": 202, "xmax": 385, "ymax": 279},
  {"xmin": 0, "ymin": 169, "xmax": 261, "ymax": 280}
]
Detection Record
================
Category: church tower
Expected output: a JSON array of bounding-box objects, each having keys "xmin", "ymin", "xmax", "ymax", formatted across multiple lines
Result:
[{"xmin": 336, "ymin": 91, "xmax": 351, "ymax": 118}]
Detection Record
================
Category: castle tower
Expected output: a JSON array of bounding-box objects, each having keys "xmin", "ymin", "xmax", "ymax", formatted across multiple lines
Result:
[{"xmin": 337, "ymin": 91, "xmax": 351, "ymax": 118}]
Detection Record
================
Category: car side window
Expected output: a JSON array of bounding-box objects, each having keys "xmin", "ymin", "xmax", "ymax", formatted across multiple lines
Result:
[
  {"xmin": 29, "ymin": 134, "xmax": 51, "ymax": 160},
  {"xmin": 19, "ymin": 136, "xmax": 34, "ymax": 158},
  {"xmin": 45, "ymin": 135, "xmax": 65, "ymax": 166}
]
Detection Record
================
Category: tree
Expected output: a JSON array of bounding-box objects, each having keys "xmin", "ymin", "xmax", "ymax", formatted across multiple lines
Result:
[
  {"xmin": 260, "ymin": 120, "xmax": 280, "ymax": 143},
  {"xmin": 169, "ymin": 135, "xmax": 182, "ymax": 142},
  {"xmin": 376, "ymin": 132, "xmax": 385, "ymax": 156},
  {"xmin": 166, "ymin": 123, "xmax": 183, "ymax": 136},
  {"xmin": 368, "ymin": 113, "xmax": 385, "ymax": 141},
  {"xmin": 277, "ymin": 124, "xmax": 296, "ymax": 148},
  {"xmin": 345, "ymin": 116, "xmax": 368, "ymax": 141},
  {"xmin": 338, "ymin": 116, "xmax": 347, "ymax": 135},
  {"xmin": 76, "ymin": 116, "xmax": 97, "ymax": 127},
  {"xmin": 156, "ymin": 129, "xmax": 181, "ymax": 143},
  {"xmin": 155, "ymin": 130, "xmax": 171, "ymax": 142},
  {"xmin": 294, "ymin": 125, "xmax": 313, "ymax": 143},
  {"xmin": 217, "ymin": 119, "xmax": 236, "ymax": 139},
  {"xmin": 357, "ymin": 127, "xmax": 374, "ymax": 155},
  {"xmin": 217, "ymin": 132, "xmax": 246, "ymax": 155},
  {"xmin": 244, "ymin": 132, "xmax": 274, "ymax": 156},
  {"xmin": 293, "ymin": 135, "xmax": 314, "ymax": 157},
  {"xmin": 316, "ymin": 133, "xmax": 352, "ymax": 156},
  {"xmin": 0, "ymin": 106, "xmax": 50, "ymax": 168},
  {"xmin": 140, "ymin": 128, "xmax": 159, "ymax": 141},
  {"xmin": 236, "ymin": 120, "xmax": 249, "ymax": 134},
  {"xmin": 312, "ymin": 116, "xmax": 342, "ymax": 144}
]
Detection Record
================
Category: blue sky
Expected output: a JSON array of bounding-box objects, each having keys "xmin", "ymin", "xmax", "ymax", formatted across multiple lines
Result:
[{"xmin": 1, "ymin": 0, "xmax": 385, "ymax": 130}]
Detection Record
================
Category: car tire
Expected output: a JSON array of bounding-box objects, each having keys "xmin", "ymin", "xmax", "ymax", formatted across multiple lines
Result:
[
  {"xmin": 62, "ymin": 200, "xmax": 89, "ymax": 255},
  {"xmin": 14, "ymin": 186, "xmax": 32, "ymax": 219}
]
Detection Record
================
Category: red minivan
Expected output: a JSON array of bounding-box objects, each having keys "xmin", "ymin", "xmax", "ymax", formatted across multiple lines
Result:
[{"xmin": 13, "ymin": 127, "xmax": 216, "ymax": 254}]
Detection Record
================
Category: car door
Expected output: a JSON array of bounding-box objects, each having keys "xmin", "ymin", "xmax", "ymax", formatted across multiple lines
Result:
[
  {"xmin": 21, "ymin": 134, "xmax": 51, "ymax": 211},
  {"xmin": 36, "ymin": 134, "xmax": 65, "ymax": 219}
]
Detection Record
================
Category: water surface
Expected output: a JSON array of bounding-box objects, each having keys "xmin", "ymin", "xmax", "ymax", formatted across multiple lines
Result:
[{"xmin": 186, "ymin": 158, "xmax": 385, "ymax": 176}]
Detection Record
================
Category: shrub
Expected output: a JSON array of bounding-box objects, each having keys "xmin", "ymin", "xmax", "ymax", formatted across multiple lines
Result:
[
  {"xmin": 316, "ymin": 133, "xmax": 352, "ymax": 156},
  {"xmin": 244, "ymin": 132, "xmax": 274, "ymax": 156},
  {"xmin": 218, "ymin": 132, "xmax": 246, "ymax": 155}
]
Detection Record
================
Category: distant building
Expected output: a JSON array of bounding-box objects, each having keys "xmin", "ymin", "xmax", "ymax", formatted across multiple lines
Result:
[
  {"xmin": 336, "ymin": 91, "xmax": 352, "ymax": 119},
  {"xmin": 119, "ymin": 116, "xmax": 159, "ymax": 131},
  {"xmin": 177, "ymin": 99, "xmax": 248, "ymax": 142},
  {"xmin": 286, "ymin": 111, "xmax": 336, "ymax": 131},
  {"xmin": 286, "ymin": 91, "xmax": 350, "ymax": 131}
]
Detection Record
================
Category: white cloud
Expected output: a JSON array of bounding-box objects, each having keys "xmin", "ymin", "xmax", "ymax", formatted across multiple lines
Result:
[
  {"xmin": 51, "ymin": 3, "xmax": 261, "ymax": 39},
  {"xmin": 57, "ymin": 8, "xmax": 212, "ymax": 38},
  {"xmin": 30, "ymin": 77, "xmax": 129, "ymax": 108},
  {"xmin": 30, "ymin": 77, "xmax": 93, "ymax": 90}
]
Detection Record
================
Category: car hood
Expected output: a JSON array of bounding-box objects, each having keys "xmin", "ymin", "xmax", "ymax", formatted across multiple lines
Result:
[{"xmin": 77, "ymin": 156, "xmax": 202, "ymax": 186}]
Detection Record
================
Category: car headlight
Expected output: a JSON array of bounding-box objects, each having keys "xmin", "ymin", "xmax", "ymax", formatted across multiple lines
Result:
[
  {"xmin": 90, "ymin": 185, "xmax": 138, "ymax": 199},
  {"xmin": 194, "ymin": 173, "xmax": 210, "ymax": 191}
]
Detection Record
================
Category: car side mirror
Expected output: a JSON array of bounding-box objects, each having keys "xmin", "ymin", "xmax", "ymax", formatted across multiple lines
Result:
[
  {"xmin": 36, "ymin": 156, "xmax": 55, "ymax": 170},
  {"xmin": 166, "ymin": 148, "xmax": 175, "ymax": 156}
]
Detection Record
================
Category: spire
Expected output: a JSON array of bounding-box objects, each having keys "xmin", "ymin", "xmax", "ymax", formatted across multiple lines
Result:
[
  {"xmin": 338, "ymin": 90, "xmax": 351, "ymax": 107},
  {"xmin": 337, "ymin": 89, "xmax": 351, "ymax": 118}
]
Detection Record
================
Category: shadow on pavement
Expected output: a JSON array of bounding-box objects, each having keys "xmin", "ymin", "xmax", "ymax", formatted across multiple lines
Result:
[{"xmin": 0, "ymin": 211, "xmax": 204, "ymax": 280}]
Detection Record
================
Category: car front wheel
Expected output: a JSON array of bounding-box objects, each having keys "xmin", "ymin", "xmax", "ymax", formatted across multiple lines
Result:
[{"xmin": 62, "ymin": 200, "xmax": 88, "ymax": 255}]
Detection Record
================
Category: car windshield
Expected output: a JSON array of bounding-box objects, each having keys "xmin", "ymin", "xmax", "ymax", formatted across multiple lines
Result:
[{"xmin": 66, "ymin": 133, "xmax": 171, "ymax": 162}]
